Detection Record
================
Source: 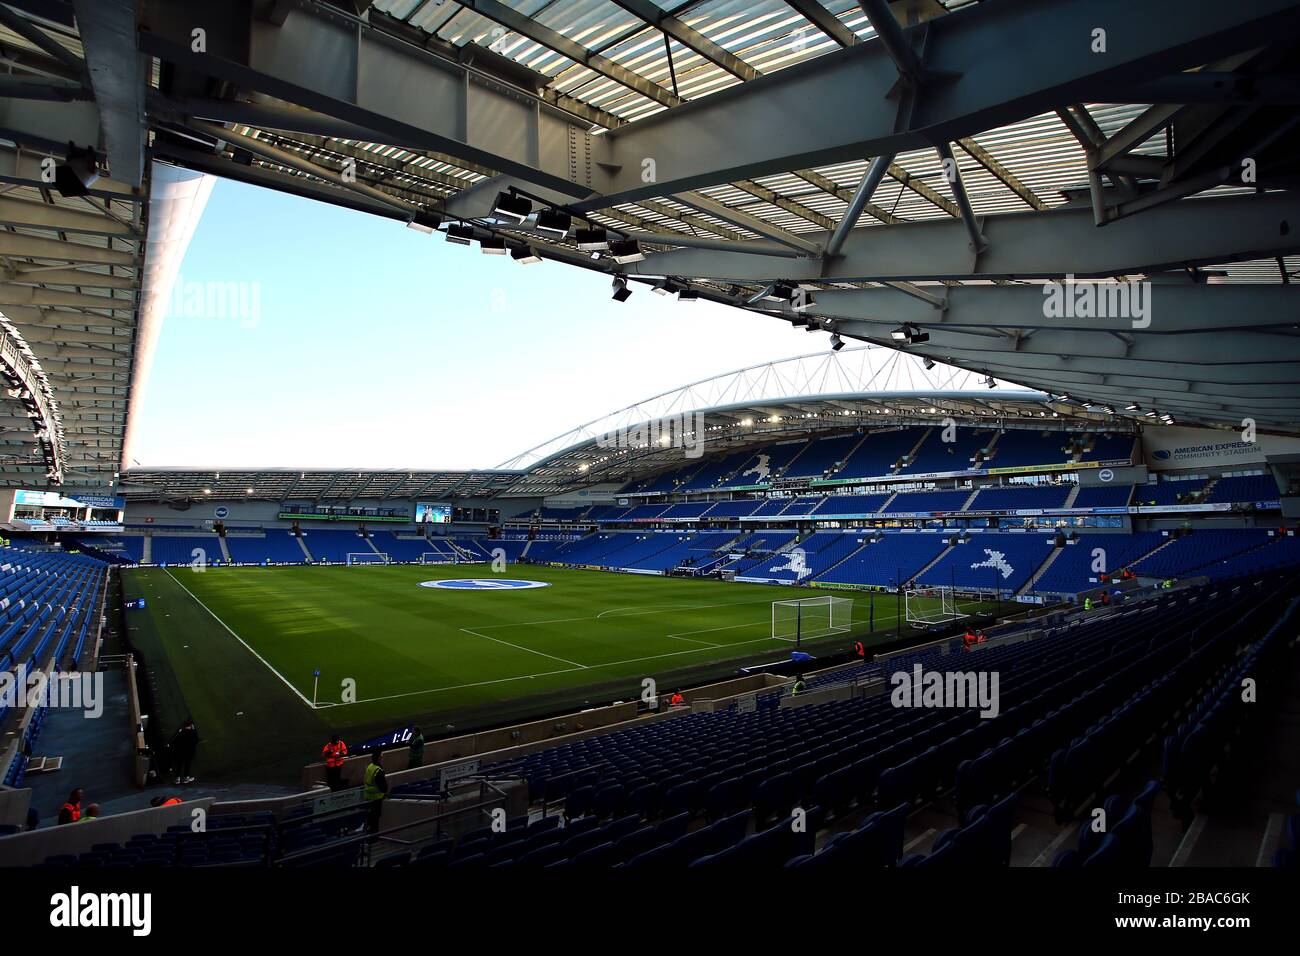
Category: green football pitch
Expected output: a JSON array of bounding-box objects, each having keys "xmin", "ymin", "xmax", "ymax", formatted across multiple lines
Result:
[{"xmin": 120, "ymin": 563, "xmax": 1005, "ymax": 782}]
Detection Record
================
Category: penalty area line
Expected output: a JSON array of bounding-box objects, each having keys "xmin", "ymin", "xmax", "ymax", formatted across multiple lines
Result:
[
  {"xmin": 340, "ymin": 633, "xmax": 798, "ymax": 707},
  {"xmin": 459, "ymin": 626, "xmax": 587, "ymax": 668},
  {"xmin": 163, "ymin": 568, "xmax": 317, "ymax": 710}
]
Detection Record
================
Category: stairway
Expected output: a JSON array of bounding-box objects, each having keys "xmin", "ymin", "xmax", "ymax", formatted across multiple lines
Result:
[
  {"xmin": 958, "ymin": 488, "xmax": 981, "ymax": 511},
  {"xmin": 142, "ymin": 535, "xmax": 152, "ymax": 564},
  {"xmin": 1062, "ymin": 483, "xmax": 1081, "ymax": 508},
  {"xmin": 912, "ymin": 541, "xmax": 956, "ymax": 583},
  {"xmin": 978, "ymin": 430, "xmax": 1002, "ymax": 468},
  {"xmin": 296, "ymin": 533, "xmax": 314, "ymax": 562},
  {"xmin": 217, "ymin": 535, "xmax": 231, "ymax": 564},
  {"xmin": 898, "ymin": 427, "xmax": 933, "ymax": 473},
  {"xmin": 364, "ymin": 535, "xmax": 384, "ymax": 556},
  {"xmin": 1018, "ymin": 541, "xmax": 1064, "ymax": 595},
  {"xmin": 825, "ymin": 431, "xmax": 869, "ymax": 480},
  {"xmin": 448, "ymin": 540, "xmax": 478, "ymax": 562},
  {"xmin": 1125, "ymin": 535, "xmax": 1176, "ymax": 572}
]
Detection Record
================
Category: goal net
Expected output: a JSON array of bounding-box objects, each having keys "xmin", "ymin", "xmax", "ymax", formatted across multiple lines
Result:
[
  {"xmin": 346, "ymin": 552, "xmax": 389, "ymax": 565},
  {"xmin": 905, "ymin": 585, "xmax": 967, "ymax": 627},
  {"xmin": 772, "ymin": 595, "xmax": 853, "ymax": 645}
]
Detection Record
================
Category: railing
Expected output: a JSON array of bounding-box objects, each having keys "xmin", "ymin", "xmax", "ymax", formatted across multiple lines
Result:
[{"xmin": 274, "ymin": 778, "xmax": 513, "ymax": 867}]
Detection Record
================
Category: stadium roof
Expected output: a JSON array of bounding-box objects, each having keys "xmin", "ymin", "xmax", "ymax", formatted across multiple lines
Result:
[
  {"xmin": 2, "ymin": 0, "xmax": 1299, "ymax": 496},
  {"xmin": 119, "ymin": 346, "xmax": 1127, "ymax": 500}
]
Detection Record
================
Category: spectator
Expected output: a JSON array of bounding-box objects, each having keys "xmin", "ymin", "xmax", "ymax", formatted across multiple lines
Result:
[
  {"xmin": 80, "ymin": 804, "xmax": 101, "ymax": 822},
  {"xmin": 150, "ymin": 795, "xmax": 183, "ymax": 807},
  {"xmin": 170, "ymin": 717, "xmax": 199, "ymax": 785},
  {"xmin": 791, "ymin": 674, "xmax": 807, "ymax": 696},
  {"xmin": 57, "ymin": 788, "xmax": 83, "ymax": 825},
  {"xmin": 407, "ymin": 726, "xmax": 425, "ymax": 769},
  {"xmin": 667, "ymin": 689, "xmax": 685, "ymax": 707}
]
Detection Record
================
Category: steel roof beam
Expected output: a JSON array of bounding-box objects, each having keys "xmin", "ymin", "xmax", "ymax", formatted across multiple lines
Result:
[
  {"xmin": 71, "ymin": 0, "xmax": 145, "ymax": 187},
  {"xmin": 609, "ymin": 0, "xmax": 761, "ymax": 82},
  {"xmin": 140, "ymin": 0, "xmax": 1300, "ymax": 209},
  {"xmin": 571, "ymin": 0, "xmax": 1300, "ymax": 209},
  {"xmin": 808, "ymin": 282, "xmax": 1300, "ymax": 333},
  {"xmin": 783, "ymin": 0, "xmax": 860, "ymax": 48},
  {"xmin": 623, "ymin": 192, "xmax": 1300, "ymax": 282}
]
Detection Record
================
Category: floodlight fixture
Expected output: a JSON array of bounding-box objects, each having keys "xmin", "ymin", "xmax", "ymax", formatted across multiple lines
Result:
[
  {"xmin": 535, "ymin": 208, "xmax": 572, "ymax": 237},
  {"xmin": 406, "ymin": 210, "xmax": 442, "ymax": 234},
  {"xmin": 492, "ymin": 190, "xmax": 532, "ymax": 223},
  {"xmin": 445, "ymin": 223, "xmax": 474, "ymax": 245},
  {"xmin": 576, "ymin": 227, "xmax": 609, "ymax": 251},
  {"xmin": 609, "ymin": 238, "xmax": 645, "ymax": 264}
]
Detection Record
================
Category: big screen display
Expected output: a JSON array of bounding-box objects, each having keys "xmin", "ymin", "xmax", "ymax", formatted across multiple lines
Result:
[{"xmin": 415, "ymin": 502, "xmax": 452, "ymax": 524}]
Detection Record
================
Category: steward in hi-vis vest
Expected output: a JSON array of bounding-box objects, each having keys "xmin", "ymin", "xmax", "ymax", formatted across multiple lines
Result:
[{"xmin": 363, "ymin": 751, "xmax": 388, "ymax": 835}]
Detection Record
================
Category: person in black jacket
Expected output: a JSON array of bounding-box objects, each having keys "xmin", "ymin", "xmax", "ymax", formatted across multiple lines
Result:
[{"xmin": 170, "ymin": 718, "xmax": 199, "ymax": 785}]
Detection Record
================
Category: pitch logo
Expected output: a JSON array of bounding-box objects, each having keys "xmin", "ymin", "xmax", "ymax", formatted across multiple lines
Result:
[{"xmin": 418, "ymin": 579, "xmax": 550, "ymax": 590}]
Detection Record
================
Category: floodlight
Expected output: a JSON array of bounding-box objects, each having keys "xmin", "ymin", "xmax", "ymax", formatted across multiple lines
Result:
[
  {"xmin": 576, "ymin": 227, "xmax": 609, "ymax": 251},
  {"xmin": 611, "ymin": 276, "xmax": 632, "ymax": 302},
  {"xmin": 891, "ymin": 323, "xmax": 929, "ymax": 345},
  {"xmin": 608, "ymin": 238, "xmax": 644, "ymax": 264},
  {"xmin": 510, "ymin": 244, "xmax": 542, "ymax": 264},
  {"xmin": 54, "ymin": 144, "xmax": 99, "ymax": 197},
  {"xmin": 445, "ymin": 223, "xmax": 474, "ymax": 245},
  {"xmin": 480, "ymin": 237, "xmax": 507, "ymax": 255},
  {"xmin": 535, "ymin": 208, "xmax": 572, "ymax": 237},
  {"xmin": 406, "ymin": 210, "xmax": 441, "ymax": 233},
  {"xmin": 492, "ymin": 190, "xmax": 532, "ymax": 223},
  {"xmin": 830, "ymin": 333, "xmax": 845, "ymax": 352}
]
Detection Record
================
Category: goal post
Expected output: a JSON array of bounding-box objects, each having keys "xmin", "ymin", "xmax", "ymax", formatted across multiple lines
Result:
[
  {"xmin": 772, "ymin": 595, "xmax": 853, "ymax": 646},
  {"xmin": 904, "ymin": 585, "xmax": 967, "ymax": 627},
  {"xmin": 346, "ymin": 552, "xmax": 389, "ymax": 565}
]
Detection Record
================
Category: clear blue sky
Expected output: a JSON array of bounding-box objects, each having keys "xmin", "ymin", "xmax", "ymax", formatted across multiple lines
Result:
[{"xmin": 131, "ymin": 178, "xmax": 821, "ymax": 470}]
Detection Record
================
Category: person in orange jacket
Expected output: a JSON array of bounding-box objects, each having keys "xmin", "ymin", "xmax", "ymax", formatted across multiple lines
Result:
[
  {"xmin": 58, "ymin": 788, "xmax": 83, "ymax": 825},
  {"xmin": 322, "ymin": 734, "xmax": 348, "ymax": 791}
]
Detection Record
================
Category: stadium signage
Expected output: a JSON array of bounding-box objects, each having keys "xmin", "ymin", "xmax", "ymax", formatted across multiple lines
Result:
[
  {"xmin": 438, "ymin": 758, "xmax": 480, "ymax": 790},
  {"xmin": 1131, "ymin": 502, "xmax": 1232, "ymax": 514},
  {"xmin": 278, "ymin": 511, "xmax": 409, "ymax": 522},
  {"xmin": 418, "ymin": 578, "xmax": 551, "ymax": 590}
]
